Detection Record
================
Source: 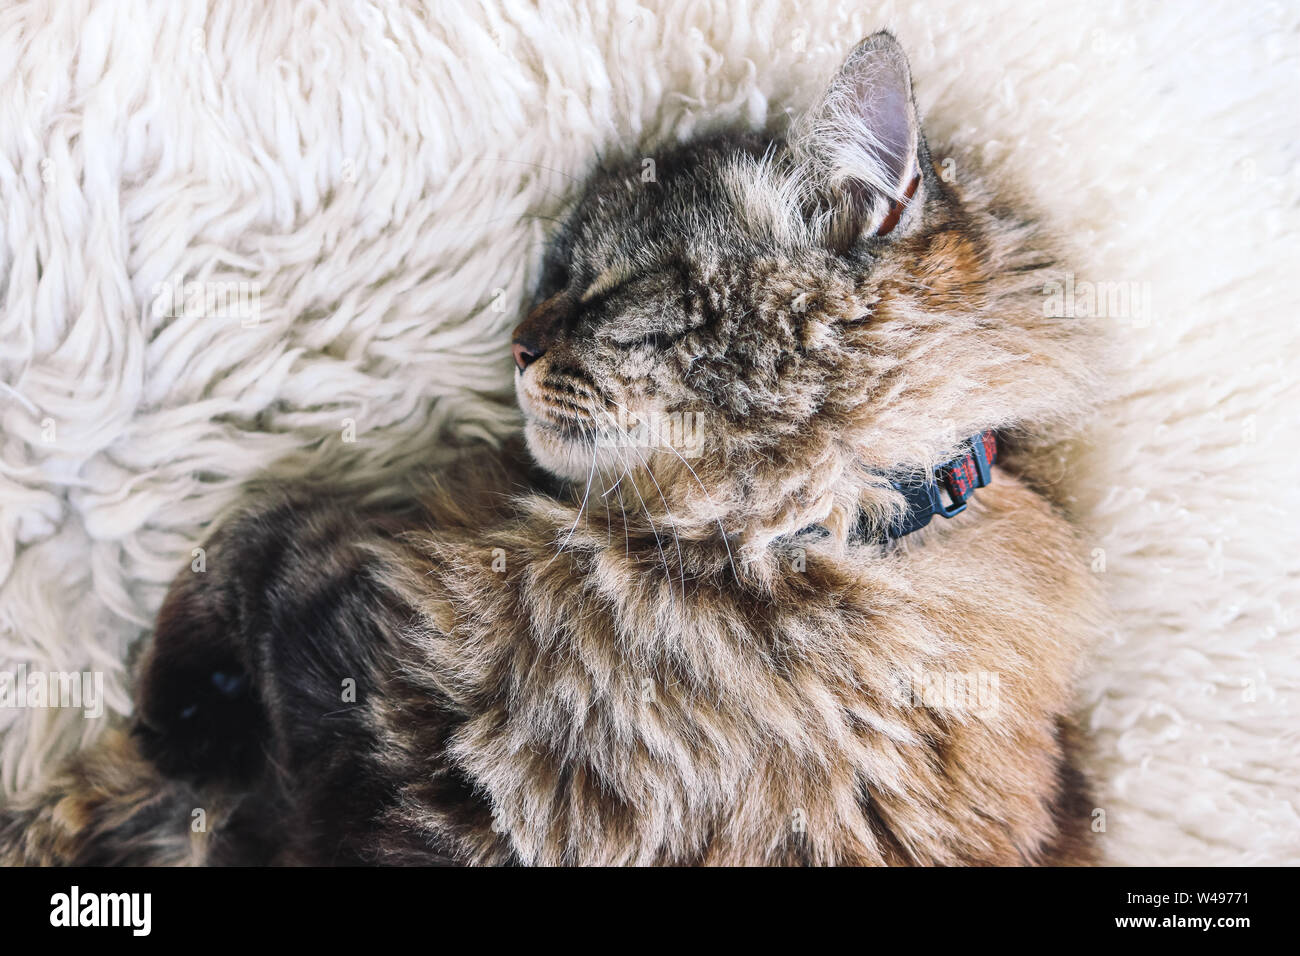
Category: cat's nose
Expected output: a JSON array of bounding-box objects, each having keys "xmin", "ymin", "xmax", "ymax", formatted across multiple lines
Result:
[
  {"xmin": 512, "ymin": 340, "xmax": 544, "ymax": 371},
  {"xmin": 511, "ymin": 292, "xmax": 570, "ymax": 372}
]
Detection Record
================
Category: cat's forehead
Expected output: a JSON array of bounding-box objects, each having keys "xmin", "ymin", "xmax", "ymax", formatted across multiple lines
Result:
[{"xmin": 567, "ymin": 134, "xmax": 777, "ymax": 266}]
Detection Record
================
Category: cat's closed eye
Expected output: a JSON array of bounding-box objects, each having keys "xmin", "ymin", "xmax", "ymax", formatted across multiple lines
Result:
[{"xmin": 613, "ymin": 330, "xmax": 674, "ymax": 351}]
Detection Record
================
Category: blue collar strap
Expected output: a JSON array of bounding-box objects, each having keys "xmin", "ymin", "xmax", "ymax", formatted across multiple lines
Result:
[{"xmin": 875, "ymin": 430, "xmax": 998, "ymax": 539}]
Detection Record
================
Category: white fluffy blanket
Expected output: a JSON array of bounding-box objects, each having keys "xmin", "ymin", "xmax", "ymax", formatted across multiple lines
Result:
[{"xmin": 1, "ymin": 0, "xmax": 1296, "ymax": 865}]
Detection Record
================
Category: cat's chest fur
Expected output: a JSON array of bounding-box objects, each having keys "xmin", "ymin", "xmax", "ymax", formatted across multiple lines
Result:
[{"xmin": 378, "ymin": 469, "xmax": 1098, "ymax": 865}]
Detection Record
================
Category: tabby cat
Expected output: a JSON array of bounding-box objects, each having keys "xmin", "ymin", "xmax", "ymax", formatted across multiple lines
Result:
[{"xmin": 0, "ymin": 32, "xmax": 1102, "ymax": 866}]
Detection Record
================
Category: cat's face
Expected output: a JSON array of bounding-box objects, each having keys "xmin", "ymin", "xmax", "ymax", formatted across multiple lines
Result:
[
  {"xmin": 515, "ymin": 126, "xmax": 897, "ymax": 467},
  {"xmin": 513, "ymin": 33, "xmax": 1091, "ymax": 544}
]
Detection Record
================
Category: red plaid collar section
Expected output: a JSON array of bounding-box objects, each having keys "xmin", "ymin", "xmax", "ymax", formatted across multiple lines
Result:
[{"xmin": 880, "ymin": 430, "xmax": 998, "ymax": 539}]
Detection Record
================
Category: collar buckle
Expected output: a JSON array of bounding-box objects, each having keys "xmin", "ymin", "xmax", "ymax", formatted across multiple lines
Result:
[{"xmin": 887, "ymin": 430, "xmax": 997, "ymax": 539}]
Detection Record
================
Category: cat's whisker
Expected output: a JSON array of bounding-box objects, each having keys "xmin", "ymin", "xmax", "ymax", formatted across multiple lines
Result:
[
  {"xmin": 603, "ymin": 398, "xmax": 741, "ymax": 586},
  {"xmin": 546, "ymin": 432, "xmax": 598, "ymax": 566},
  {"xmin": 603, "ymin": 478, "xmax": 613, "ymax": 550},
  {"xmin": 600, "ymin": 471, "xmax": 625, "ymax": 497},
  {"xmin": 592, "ymin": 426, "xmax": 636, "ymax": 559},
  {"xmin": 647, "ymin": 461, "xmax": 689, "ymax": 607},
  {"xmin": 616, "ymin": 471, "xmax": 631, "ymax": 561},
  {"xmin": 466, "ymin": 156, "xmax": 585, "ymax": 186},
  {"xmin": 631, "ymin": 494, "xmax": 676, "ymax": 605},
  {"xmin": 608, "ymin": 411, "xmax": 688, "ymax": 607},
  {"xmin": 597, "ymin": 409, "xmax": 676, "ymax": 601}
]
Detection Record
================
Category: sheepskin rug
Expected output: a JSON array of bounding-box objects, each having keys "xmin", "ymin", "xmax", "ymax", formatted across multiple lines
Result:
[{"xmin": 1, "ymin": 0, "xmax": 1296, "ymax": 866}]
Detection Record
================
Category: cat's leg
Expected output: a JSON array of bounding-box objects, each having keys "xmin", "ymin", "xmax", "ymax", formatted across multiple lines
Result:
[
  {"xmin": 0, "ymin": 490, "xmax": 424, "ymax": 866},
  {"xmin": 130, "ymin": 533, "xmax": 268, "ymax": 786},
  {"xmin": 134, "ymin": 490, "xmax": 412, "ymax": 779},
  {"xmin": 0, "ymin": 502, "xmax": 284, "ymax": 865},
  {"xmin": 134, "ymin": 491, "xmax": 419, "ymax": 863},
  {"xmin": 0, "ymin": 723, "xmax": 279, "ymax": 866},
  {"xmin": 0, "ymin": 728, "xmax": 210, "ymax": 865},
  {"xmin": 1040, "ymin": 716, "xmax": 1101, "ymax": 865},
  {"xmin": 2, "ymin": 472, "xmax": 502, "ymax": 866}
]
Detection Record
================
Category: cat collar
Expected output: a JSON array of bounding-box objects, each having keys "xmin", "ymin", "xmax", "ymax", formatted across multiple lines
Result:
[{"xmin": 868, "ymin": 430, "xmax": 998, "ymax": 539}]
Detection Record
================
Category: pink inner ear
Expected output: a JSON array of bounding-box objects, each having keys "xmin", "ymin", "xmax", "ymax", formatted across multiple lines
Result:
[{"xmin": 875, "ymin": 173, "xmax": 921, "ymax": 237}]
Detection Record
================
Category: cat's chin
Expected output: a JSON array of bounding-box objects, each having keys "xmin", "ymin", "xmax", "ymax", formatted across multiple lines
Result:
[{"xmin": 523, "ymin": 418, "xmax": 597, "ymax": 482}]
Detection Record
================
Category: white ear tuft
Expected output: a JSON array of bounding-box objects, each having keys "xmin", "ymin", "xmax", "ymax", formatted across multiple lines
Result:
[{"xmin": 791, "ymin": 32, "xmax": 922, "ymax": 244}]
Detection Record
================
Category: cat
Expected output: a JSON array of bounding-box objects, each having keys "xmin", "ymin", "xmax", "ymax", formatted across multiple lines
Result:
[{"xmin": 0, "ymin": 32, "xmax": 1103, "ymax": 866}]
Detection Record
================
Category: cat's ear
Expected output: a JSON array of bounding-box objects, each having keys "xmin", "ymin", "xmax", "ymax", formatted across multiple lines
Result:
[{"xmin": 791, "ymin": 32, "xmax": 924, "ymax": 248}]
